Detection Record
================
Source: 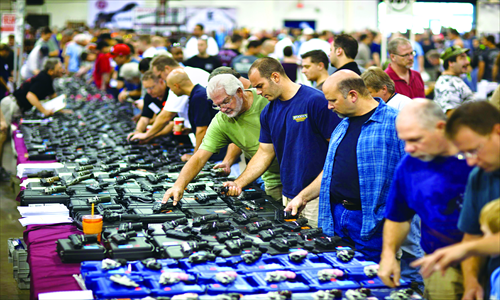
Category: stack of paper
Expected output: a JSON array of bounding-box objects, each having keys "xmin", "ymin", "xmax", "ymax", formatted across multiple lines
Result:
[{"xmin": 18, "ymin": 204, "xmax": 73, "ymax": 227}]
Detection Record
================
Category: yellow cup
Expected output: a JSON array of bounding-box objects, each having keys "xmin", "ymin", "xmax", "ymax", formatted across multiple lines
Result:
[{"xmin": 82, "ymin": 215, "xmax": 103, "ymax": 242}]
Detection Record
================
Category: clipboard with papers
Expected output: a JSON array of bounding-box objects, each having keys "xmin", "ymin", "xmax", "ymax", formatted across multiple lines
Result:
[{"xmin": 41, "ymin": 94, "xmax": 67, "ymax": 112}]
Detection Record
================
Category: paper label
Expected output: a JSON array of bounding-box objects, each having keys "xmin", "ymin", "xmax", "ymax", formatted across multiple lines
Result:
[{"xmin": 148, "ymin": 102, "xmax": 161, "ymax": 114}]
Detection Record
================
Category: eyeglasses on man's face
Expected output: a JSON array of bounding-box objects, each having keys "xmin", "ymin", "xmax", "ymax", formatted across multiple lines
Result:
[
  {"xmin": 212, "ymin": 95, "xmax": 233, "ymax": 110},
  {"xmin": 394, "ymin": 50, "xmax": 416, "ymax": 59},
  {"xmin": 455, "ymin": 142, "xmax": 485, "ymax": 160}
]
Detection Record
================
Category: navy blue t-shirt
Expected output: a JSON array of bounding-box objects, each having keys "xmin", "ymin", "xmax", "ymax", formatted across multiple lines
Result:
[
  {"xmin": 259, "ymin": 85, "xmax": 340, "ymax": 198},
  {"xmin": 330, "ymin": 107, "xmax": 376, "ymax": 204},
  {"xmin": 385, "ymin": 155, "xmax": 473, "ymax": 254},
  {"xmin": 188, "ymin": 84, "xmax": 217, "ymax": 130}
]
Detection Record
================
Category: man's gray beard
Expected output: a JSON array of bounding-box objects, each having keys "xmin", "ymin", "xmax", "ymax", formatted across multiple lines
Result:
[
  {"xmin": 336, "ymin": 112, "xmax": 347, "ymax": 119},
  {"xmin": 225, "ymin": 95, "xmax": 243, "ymax": 118}
]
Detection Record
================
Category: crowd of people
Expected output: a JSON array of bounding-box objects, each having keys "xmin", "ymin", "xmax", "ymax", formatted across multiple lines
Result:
[{"xmin": 0, "ymin": 23, "xmax": 499, "ymax": 300}]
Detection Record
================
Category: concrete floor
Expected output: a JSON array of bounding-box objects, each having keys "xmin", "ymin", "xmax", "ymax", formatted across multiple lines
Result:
[{"xmin": 0, "ymin": 137, "xmax": 30, "ymax": 300}]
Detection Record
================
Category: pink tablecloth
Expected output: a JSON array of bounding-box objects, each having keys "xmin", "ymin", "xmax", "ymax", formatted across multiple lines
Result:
[{"xmin": 23, "ymin": 224, "xmax": 82, "ymax": 300}]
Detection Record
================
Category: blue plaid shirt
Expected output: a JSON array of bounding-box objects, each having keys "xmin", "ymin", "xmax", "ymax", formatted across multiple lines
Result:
[{"xmin": 318, "ymin": 99, "xmax": 405, "ymax": 240}]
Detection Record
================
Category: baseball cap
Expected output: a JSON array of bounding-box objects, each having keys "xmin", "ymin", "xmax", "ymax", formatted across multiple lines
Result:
[
  {"xmin": 110, "ymin": 43, "xmax": 131, "ymax": 58},
  {"xmin": 441, "ymin": 45, "xmax": 469, "ymax": 61},
  {"xmin": 208, "ymin": 67, "xmax": 242, "ymax": 81}
]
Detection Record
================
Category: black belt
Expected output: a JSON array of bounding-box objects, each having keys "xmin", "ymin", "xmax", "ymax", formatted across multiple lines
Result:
[{"xmin": 340, "ymin": 199, "xmax": 362, "ymax": 211}]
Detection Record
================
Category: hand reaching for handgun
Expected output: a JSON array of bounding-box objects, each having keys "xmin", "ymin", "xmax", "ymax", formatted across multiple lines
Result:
[
  {"xmin": 162, "ymin": 186, "xmax": 184, "ymax": 205},
  {"xmin": 222, "ymin": 181, "xmax": 242, "ymax": 197},
  {"xmin": 212, "ymin": 162, "xmax": 231, "ymax": 176}
]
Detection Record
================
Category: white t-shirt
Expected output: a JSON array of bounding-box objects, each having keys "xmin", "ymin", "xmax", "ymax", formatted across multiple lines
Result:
[
  {"xmin": 298, "ymin": 38, "xmax": 331, "ymax": 58},
  {"xmin": 21, "ymin": 45, "xmax": 45, "ymax": 79},
  {"xmin": 273, "ymin": 37, "xmax": 294, "ymax": 60},
  {"xmin": 386, "ymin": 93, "xmax": 412, "ymax": 111},
  {"xmin": 162, "ymin": 66, "xmax": 210, "ymax": 129},
  {"xmin": 142, "ymin": 46, "xmax": 159, "ymax": 58},
  {"xmin": 184, "ymin": 36, "xmax": 219, "ymax": 59}
]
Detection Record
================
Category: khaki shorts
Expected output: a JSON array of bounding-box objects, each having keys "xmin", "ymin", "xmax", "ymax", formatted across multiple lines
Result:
[
  {"xmin": 283, "ymin": 195, "xmax": 319, "ymax": 228},
  {"xmin": 423, "ymin": 263, "xmax": 463, "ymax": 300},
  {"xmin": 264, "ymin": 183, "xmax": 283, "ymax": 202},
  {"xmin": 1, "ymin": 95, "xmax": 21, "ymax": 126}
]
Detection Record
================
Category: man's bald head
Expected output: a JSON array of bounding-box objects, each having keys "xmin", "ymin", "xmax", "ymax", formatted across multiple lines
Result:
[
  {"xmin": 396, "ymin": 98, "xmax": 451, "ymax": 161},
  {"xmin": 167, "ymin": 68, "xmax": 192, "ymax": 88},
  {"xmin": 324, "ymin": 70, "xmax": 371, "ymax": 100},
  {"xmin": 397, "ymin": 98, "xmax": 446, "ymax": 130}
]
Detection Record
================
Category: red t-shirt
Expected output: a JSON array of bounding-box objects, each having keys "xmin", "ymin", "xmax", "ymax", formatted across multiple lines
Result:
[
  {"xmin": 93, "ymin": 53, "xmax": 112, "ymax": 89},
  {"xmin": 385, "ymin": 64, "xmax": 425, "ymax": 99}
]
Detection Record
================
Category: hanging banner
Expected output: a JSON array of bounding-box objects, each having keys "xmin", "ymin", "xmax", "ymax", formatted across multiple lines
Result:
[
  {"xmin": 185, "ymin": 8, "xmax": 237, "ymax": 33},
  {"xmin": 88, "ymin": 0, "xmax": 144, "ymax": 29}
]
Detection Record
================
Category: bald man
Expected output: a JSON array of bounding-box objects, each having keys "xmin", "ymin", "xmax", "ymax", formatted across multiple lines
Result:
[
  {"xmin": 286, "ymin": 70, "xmax": 424, "ymax": 285},
  {"xmin": 166, "ymin": 68, "xmax": 218, "ymax": 161},
  {"xmin": 379, "ymin": 99, "xmax": 473, "ymax": 299}
]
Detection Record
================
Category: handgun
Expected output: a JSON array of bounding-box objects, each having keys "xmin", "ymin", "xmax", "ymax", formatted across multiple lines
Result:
[
  {"xmin": 28, "ymin": 170, "xmax": 55, "ymax": 178},
  {"xmin": 200, "ymin": 221, "xmax": 231, "ymax": 234},
  {"xmin": 192, "ymin": 214, "xmax": 219, "ymax": 226},
  {"xmin": 115, "ymin": 173, "xmax": 140, "ymax": 184},
  {"xmin": 152, "ymin": 201, "xmax": 175, "ymax": 214},
  {"xmin": 234, "ymin": 209, "xmax": 258, "ymax": 225},
  {"xmin": 162, "ymin": 218, "xmax": 188, "ymax": 231},
  {"xmin": 146, "ymin": 173, "xmax": 170, "ymax": 184},
  {"xmin": 194, "ymin": 192, "xmax": 218, "ymax": 204},
  {"xmin": 246, "ymin": 220, "xmax": 273, "ymax": 233},
  {"xmin": 281, "ymin": 218, "xmax": 309, "ymax": 232},
  {"xmin": 87, "ymin": 194, "xmax": 112, "ymax": 204},
  {"xmin": 109, "ymin": 231, "xmax": 137, "ymax": 245},
  {"xmin": 66, "ymin": 174, "xmax": 94, "ymax": 186},
  {"xmin": 185, "ymin": 183, "xmax": 206, "ymax": 193},
  {"xmin": 75, "ymin": 165, "xmax": 94, "ymax": 172},
  {"xmin": 215, "ymin": 229, "xmax": 243, "ymax": 243},
  {"xmin": 270, "ymin": 237, "xmax": 299, "ymax": 252},
  {"xmin": 86, "ymin": 182, "xmax": 111, "ymax": 193},
  {"xmin": 79, "ymin": 158, "xmax": 97, "ymax": 166},
  {"xmin": 44, "ymin": 185, "xmax": 67, "ymax": 194},
  {"xmin": 101, "ymin": 163, "xmax": 121, "ymax": 172},
  {"xmin": 40, "ymin": 176, "xmax": 60, "ymax": 186},
  {"xmin": 225, "ymin": 238, "xmax": 253, "ymax": 253},
  {"xmin": 73, "ymin": 170, "xmax": 92, "ymax": 177},
  {"xmin": 258, "ymin": 227, "xmax": 285, "ymax": 241},
  {"xmin": 118, "ymin": 222, "xmax": 143, "ymax": 233},
  {"xmin": 68, "ymin": 234, "xmax": 99, "ymax": 249}
]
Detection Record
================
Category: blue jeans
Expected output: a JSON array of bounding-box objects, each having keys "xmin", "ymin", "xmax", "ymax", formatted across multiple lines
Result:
[{"xmin": 332, "ymin": 204, "xmax": 424, "ymax": 288}]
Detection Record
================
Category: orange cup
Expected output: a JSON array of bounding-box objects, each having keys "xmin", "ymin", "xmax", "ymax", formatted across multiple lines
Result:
[{"xmin": 82, "ymin": 215, "xmax": 103, "ymax": 242}]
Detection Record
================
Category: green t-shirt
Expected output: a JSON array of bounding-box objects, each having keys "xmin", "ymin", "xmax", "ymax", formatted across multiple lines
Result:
[{"xmin": 200, "ymin": 89, "xmax": 281, "ymax": 188}]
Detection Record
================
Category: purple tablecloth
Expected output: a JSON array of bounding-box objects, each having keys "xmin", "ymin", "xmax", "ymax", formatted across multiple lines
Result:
[
  {"xmin": 12, "ymin": 123, "xmax": 57, "ymax": 165},
  {"xmin": 23, "ymin": 224, "xmax": 82, "ymax": 300}
]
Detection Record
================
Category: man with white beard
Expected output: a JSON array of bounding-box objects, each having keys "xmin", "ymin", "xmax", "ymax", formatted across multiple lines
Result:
[{"xmin": 162, "ymin": 73, "xmax": 282, "ymax": 204}]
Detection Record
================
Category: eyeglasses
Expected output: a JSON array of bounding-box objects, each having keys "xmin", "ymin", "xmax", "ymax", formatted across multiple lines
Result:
[
  {"xmin": 394, "ymin": 50, "xmax": 416, "ymax": 58},
  {"xmin": 212, "ymin": 95, "xmax": 233, "ymax": 110},
  {"xmin": 455, "ymin": 143, "xmax": 485, "ymax": 160}
]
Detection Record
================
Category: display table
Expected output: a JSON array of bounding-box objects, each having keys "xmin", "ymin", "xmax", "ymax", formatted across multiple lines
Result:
[
  {"xmin": 11, "ymin": 124, "xmax": 57, "ymax": 165},
  {"xmin": 23, "ymin": 224, "xmax": 82, "ymax": 300}
]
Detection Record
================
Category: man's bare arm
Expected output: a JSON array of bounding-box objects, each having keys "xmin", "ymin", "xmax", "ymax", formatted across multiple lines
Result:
[
  {"xmin": 162, "ymin": 149, "xmax": 214, "ymax": 205},
  {"xmin": 224, "ymin": 143, "xmax": 275, "ymax": 196}
]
